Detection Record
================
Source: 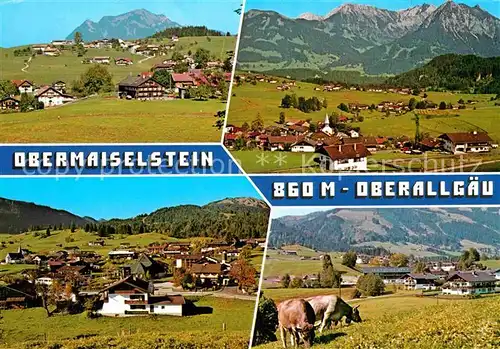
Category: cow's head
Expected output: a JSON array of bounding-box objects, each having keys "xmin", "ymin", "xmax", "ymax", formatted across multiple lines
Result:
[
  {"xmin": 350, "ymin": 305, "xmax": 362, "ymax": 323},
  {"xmin": 296, "ymin": 323, "xmax": 315, "ymax": 348}
]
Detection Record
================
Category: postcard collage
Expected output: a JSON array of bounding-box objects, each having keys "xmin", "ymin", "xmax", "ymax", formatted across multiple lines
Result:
[{"xmin": 0, "ymin": 0, "xmax": 499, "ymax": 348}]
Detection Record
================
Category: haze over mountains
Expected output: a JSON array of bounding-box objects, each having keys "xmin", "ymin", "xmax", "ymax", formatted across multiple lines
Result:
[
  {"xmin": 66, "ymin": 9, "xmax": 180, "ymax": 41},
  {"xmin": 238, "ymin": 2, "xmax": 500, "ymax": 74},
  {"xmin": 0, "ymin": 196, "xmax": 269, "ymax": 236},
  {"xmin": 270, "ymin": 208, "xmax": 500, "ymax": 255}
]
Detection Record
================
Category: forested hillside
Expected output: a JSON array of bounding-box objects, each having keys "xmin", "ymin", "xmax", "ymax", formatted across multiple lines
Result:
[
  {"xmin": 0, "ymin": 197, "xmax": 270, "ymax": 240},
  {"xmin": 150, "ymin": 26, "xmax": 230, "ymax": 39},
  {"xmin": 386, "ymin": 54, "xmax": 500, "ymax": 94},
  {"xmin": 270, "ymin": 208, "xmax": 500, "ymax": 253}
]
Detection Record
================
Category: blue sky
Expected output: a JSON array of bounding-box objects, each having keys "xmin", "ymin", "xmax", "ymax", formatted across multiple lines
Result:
[
  {"xmin": 0, "ymin": 176, "xmax": 261, "ymax": 220},
  {"xmin": 0, "ymin": 0, "xmax": 242, "ymax": 47},
  {"xmin": 246, "ymin": 0, "xmax": 499, "ymax": 18}
]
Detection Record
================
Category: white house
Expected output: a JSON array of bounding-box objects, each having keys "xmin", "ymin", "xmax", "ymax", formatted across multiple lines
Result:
[
  {"xmin": 12, "ymin": 80, "xmax": 34, "ymax": 94},
  {"xmin": 108, "ymin": 250, "xmax": 135, "ymax": 259},
  {"xmin": 5, "ymin": 251, "xmax": 24, "ymax": 264},
  {"xmin": 441, "ymin": 271, "xmax": 497, "ymax": 296},
  {"xmin": 98, "ymin": 276, "xmax": 185, "ymax": 316},
  {"xmin": 400, "ymin": 273, "xmax": 438, "ymax": 290},
  {"xmin": 438, "ymin": 132, "xmax": 492, "ymax": 154},
  {"xmin": 317, "ymin": 143, "xmax": 371, "ymax": 171},
  {"xmin": 291, "ymin": 139, "xmax": 316, "ymax": 153},
  {"xmin": 35, "ymin": 86, "xmax": 74, "ymax": 107},
  {"xmin": 349, "ymin": 130, "xmax": 360, "ymax": 138}
]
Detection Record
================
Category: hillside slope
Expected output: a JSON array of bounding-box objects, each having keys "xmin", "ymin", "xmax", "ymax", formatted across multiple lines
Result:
[
  {"xmin": 238, "ymin": 2, "xmax": 500, "ymax": 75},
  {"xmin": 270, "ymin": 208, "xmax": 500, "ymax": 253}
]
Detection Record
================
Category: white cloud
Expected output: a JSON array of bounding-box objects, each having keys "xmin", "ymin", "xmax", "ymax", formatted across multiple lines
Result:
[{"xmin": 0, "ymin": 0, "xmax": 25, "ymax": 5}]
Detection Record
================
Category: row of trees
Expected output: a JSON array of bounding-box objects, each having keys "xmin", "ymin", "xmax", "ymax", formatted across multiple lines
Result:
[{"xmin": 281, "ymin": 93, "xmax": 327, "ymax": 113}]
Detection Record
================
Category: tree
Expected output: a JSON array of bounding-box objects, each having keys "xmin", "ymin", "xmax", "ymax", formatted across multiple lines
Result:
[
  {"xmin": 251, "ymin": 113, "xmax": 264, "ymax": 131},
  {"xmin": 281, "ymin": 273, "xmax": 291, "ymax": 288},
  {"xmin": 252, "ymin": 293, "xmax": 278, "ymax": 346},
  {"xmin": 342, "ymin": 251, "xmax": 357, "ymax": 269},
  {"xmin": 389, "ymin": 253, "xmax": 409, "ymax": 267},
  {"xmin": 74, "ymin": 32, "xmax": 83, "ymax": 45},
  {"xmin": 322, "ymin": 99, "xmax": 328, "ymax": 109},
  {"xmin": 240, "ymin": 244, "xmax": 253, "ymax": 260},
  {"xmin": 413, "ymin": 261, "xmax": 427, "ymax": 274},
  {"xmin": 281, "ymin": 94, "xmax": 292, "ymax": 108},
  {"xmin": 279, "ymin": 111, "xmax": 285, "ymax": 124},
  {"xmin": 171, "ymin": 51, "xmax": 184, "ymax": 62},
  {"xmin": 439, "ymin": 101, "xmax": 447, "ymax": 110},
  {"xmin": 72, "ymin": 64, "xmax": 113, "ymax": 96},
  {"xmin": 46, "ymin": 227, "xmax": 51, "ymax": 236},
  {"xmin": 0, "ymin": 80, "xmax": 18, "ymax": 98},
  {"xmin": 19, "ymin": 93, "xmax": 41, "ymax": 112},
  {"xmin": 181, "ymin": 273, "xmax": 194, "ymax": 290},
  {"xmin": 290, "ymin": 277, "xmax": 303, "ymax": 288},
  {"xmin": 290, "ymin": 94, "xmax": 298, "ymax": 108},
  {"xmin": 230, "ymin": 258, "xmax": 257, "ymax": 292},
  {"xmin": 320, "ymin": 255, "xmax": 342, "ymax": 288},
  {"xmin": 338, "ymin": 103, "xmax": 349, "ymax": 112},
  {"xmin": 408, "ymin": 97, "xmax": 417, "ymax": 111},
  {"xmin": 218, "ymin": 81, "xmax": 228, "ymax": 101},
  {"xmin": 241, "ymin": 122, "xmax": 250, "ymax": 132},
  {"xmin": 193, "ymin": 48, "xmax": 210, "ymax": 68},
  {"xmin": 70, "ymin": 221, "xmax": 76, "ymax": 233},
  {"xmin": 153, "ymin": 69, "xmax": 172, "ymax": 88},
  {"xmin": 356, "ymin": 274, "xmax": 385, "ymax": 296},
  {"xmin": 192, "ymin": 84, "xmax": 212, "ymax": 100}
]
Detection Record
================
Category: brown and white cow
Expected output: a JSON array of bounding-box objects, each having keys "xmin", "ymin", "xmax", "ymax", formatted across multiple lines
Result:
[
  {"xmin": 277, "ymin": 298, "xmax": 316, "ymax": 348},
  {"xmin": 305, "ymin": 295, "xmax": 361, "ymax": 333}
]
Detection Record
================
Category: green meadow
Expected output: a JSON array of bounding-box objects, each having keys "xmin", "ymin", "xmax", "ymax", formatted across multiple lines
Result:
[
  {"xmin": 228, "ymin": 80, "xmax": 498, "ymax": 141},
  {"xmin": 1, "ymin": 296, "xmax": 254, "ymax": 348},
  {"xmin": 256, "ymin": 294, "xmax": 500, "ymax": 349},
  {"xmin": 0, "ymin": 36, "xmax": 236, "ymax": 85},
  {"xmin": 0, "ymin": 96, "xmax": 223, "ymax": 143}
]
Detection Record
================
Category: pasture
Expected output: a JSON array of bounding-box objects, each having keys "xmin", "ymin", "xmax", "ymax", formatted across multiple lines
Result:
[
  {"xmin": 263, "ymin": 246, "xmax": 360, "ymax": 280},
  {"xmin": 257, "ymin": 294, "xmax": 500, "ymax": 349},
  {"xmin": 0, "ymin": 296, "xmax": 254, "ymax": 348},
  {"xmin": 228, "ymin": 80, "xmax": 498, "ymax": 139},
  {"xmin": 0, "ymin": 96, "xmax": 223, "ymax": 143},
  {"xmin": 0, "ymin": 36, "xmax": 236, "ymax": 85}
]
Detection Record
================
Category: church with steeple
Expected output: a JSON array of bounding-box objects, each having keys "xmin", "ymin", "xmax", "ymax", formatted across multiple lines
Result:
[{"xmin": 321, "ymin": 114, "xmax": 333, "ymax": 136}]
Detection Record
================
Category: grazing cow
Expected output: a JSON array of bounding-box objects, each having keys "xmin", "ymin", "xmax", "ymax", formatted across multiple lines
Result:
[
  {"xmin": 277, "ymin": 298, "xmax": 316, "ymax": 348},
  {"xmin": 305, "ymin": 295, "xmax": 361, "ymax": 333}
]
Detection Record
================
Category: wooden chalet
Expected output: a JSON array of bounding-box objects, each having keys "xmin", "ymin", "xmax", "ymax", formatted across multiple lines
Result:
[
  {"xmin": 0, "ymin": 97, "xmax": 20, "ymax": 111},
  {"xmin": 118, "ymin": 74, "xmax": 167, "ymax": 100}
]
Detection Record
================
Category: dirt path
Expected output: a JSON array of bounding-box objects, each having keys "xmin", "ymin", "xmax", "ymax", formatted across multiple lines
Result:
[
  {"xmin": 138, "ymin": 55, "xmax": 153, "ymax": 64},
  {"xmin": 21, "ymin": 56, "xmax": 32, "ymax": 72}
]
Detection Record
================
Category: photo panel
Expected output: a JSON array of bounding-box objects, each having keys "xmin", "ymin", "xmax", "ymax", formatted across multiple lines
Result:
[
  {"xmin": 0, "ymin": 176, "xmax": 270, "ymax": 348},
  {"xmin": 225, "ymin": 0, "xmax": 500, "ymax": 173},
  {"xmin": 251, "ymin": 206, "xmax": 500, "ymax": 348},
  {"xmin": 0, "ymin": 0, "xmax": 242, "ymax": 143}
]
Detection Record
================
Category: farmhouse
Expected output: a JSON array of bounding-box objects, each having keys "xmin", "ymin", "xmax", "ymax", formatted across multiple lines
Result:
[
  {"xmin": 43, "ymin": 47, "xmax": 60, "ymax": 56},
  {"xmin": 170, "ymin": 73, "xmax": 195, "ymax": 90},
  {"xmin": 91, "ymin": 56, "xmax": 111, "ymax": 64},
  {"xmin": 35, "ymin": 86, "xmax": 75, "ymax": 107},
  {"xmin": 12, "ymin": 80, "xmax": 34, "ymax": 94},
  {"xmin": 0, "ymin": 97, "xmax": 20, "ymax": 111},
  {"xmin": 361, "ymin": 267, "xmax": 411, "ymax": 284},
  {"xmin": 52, "ymin": 80, "xmax": 66, "ymax": 93},
  {"xmin": 121, "ymin": 254, "xmax": 167, "ymax": 279},
  {"xmin": 291, "ymin": 139, "xmax": 317, "ymax": 153},
  {"xmin": 108, "ymin": 250, "xmax": 135, "ymax": 259},
  {"xmin": 191, "ymin": 263, "xmax": 229, "ymax": 287},
  {"xmin": 400, "ymin": 273, "xmax": 438, "ymax": 290},
  {"xmin": 317, "ymin": 143, "xmax": 371, "ymax": 171},
  {"xmin": 442, "ymin": 271, "xmax": 497, "ymax": 296},
  {"xmin": 438, "ymin": 132, "xmax": 493, "ymax": 154},
  {"xmin": 0, "ymin": 280, "xmax": 37, "ymax": 309},
  {"xmin": 31, "ymin": 44, "xmax": 49, "ymax": 53},
  {"xmin": 98, "ymin": 276, "xmax": 185, "ymax": 316},
  {"xmin": 51, "ymin": 40, "xmax": 73, "ymax": 46},
  {"xmin": 114, "ymin": 57, "xmax": 133, "ymax": 66},
  {"xmin": 268, "ymin": 135, "xmax": 302, "ymax": 151},
  {"xmin": 117, "ymin": 74, "xmax": 167, "ymax": 100}
]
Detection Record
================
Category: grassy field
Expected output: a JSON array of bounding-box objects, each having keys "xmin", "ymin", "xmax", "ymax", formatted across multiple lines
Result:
[
  {"xmin": 263, "ymin": 246, "xmax": 360, "ymax": 279},
  {"xmin": 483, "ymin": 259, "xmax": 500, "ymax": 269},
  {"xmin": 0, "ymin": 228, "xmax": 182, "ymax": 267},
  {"xmin": 0, "ymin": 96, "xmax": 223, "ymax": 142},
  {"xmin": 257, "ymin": 294, "xmax": 500, "ymax": 349},
  {"xmin": 0, "ymin": 36, "xmax": 236, "ymax": 85},
  {"xmin": 1, "ymin": 296, "xmax": 253, "ymax": 348},
  {"xmin": 228, "ymin": 79, "xmax": 500, "ymax": 172}
]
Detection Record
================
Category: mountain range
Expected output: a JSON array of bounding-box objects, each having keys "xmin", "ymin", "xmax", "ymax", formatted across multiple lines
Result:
[
  {"xmin": 0, "ymin": 197, "xmax": 270, "ymax": 239},
  {"xmin": 270, "ymin": 208, "xmax": 500, "ymax": 255},
  {"xmin": 66, "ymin": 9, "xmax": 180, "ymax": 41},
  {"xmin": 238, "ymin": 2, "xmax": 500, "ymax": 75}
]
